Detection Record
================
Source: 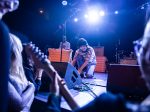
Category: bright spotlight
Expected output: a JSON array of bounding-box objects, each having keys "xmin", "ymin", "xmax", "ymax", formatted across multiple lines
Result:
[
  {"xmin": 99, "ymin": 10, "xmax": 105, "ymax": 16},
  {"xmin": 115, "ymin": 10, "xmax": 118, "ymax": 14},
  {"xmin": 87, "ymin": 10, "xmax": 100, "ymax": 23},
  {"xmin": 39, "ymin": 9, "xmax": 44, "ymax": 14},
  {"xmin": 74, "ymin": 18, "xmax": 78, "ymax": 22},
  {"xmin": 62, "ymin": 0, "xmax": 67, "ymax": 6},
  {"xmin": 141, "ymin": 6, "xmax": 144, "ymax": 10},
  {"xmin": 84, "ymin": 14, "xmax": 89, "ymax": 19}
]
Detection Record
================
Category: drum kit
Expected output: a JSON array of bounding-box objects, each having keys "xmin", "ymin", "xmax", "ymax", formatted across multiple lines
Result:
[
  {"xmin": 114, "ymin": 39, "xmax": 137, "ymax": 64},
  {"xmin": 115, "ymin": 50, "xmax": 137, "ymax": 64}
]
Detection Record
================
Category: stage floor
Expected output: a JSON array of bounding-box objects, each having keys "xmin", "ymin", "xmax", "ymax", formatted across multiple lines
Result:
[
  {"xmin": 61, "ymin": 72, "xmax": 108, "ymax": 110},
  {"xmin": 35, "ymin": 72, "xmax": 108, "ymax": 111}
]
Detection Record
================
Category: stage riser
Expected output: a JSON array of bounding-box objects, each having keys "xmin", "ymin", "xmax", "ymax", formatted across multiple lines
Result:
[{"xmin": 107, "ymin": 64, "xmax": 149, "ymax": 101}]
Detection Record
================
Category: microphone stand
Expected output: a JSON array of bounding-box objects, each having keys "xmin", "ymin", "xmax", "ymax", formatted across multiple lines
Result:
[
  {"xmin": 60, "ymin": 41, "xmax": 63, "ymax": 62},
  {"xmin": 115, "ymin": 44, "xmax": 119, "ymax": 63},
  {"xmin": 60, "ymin": 21, "xmax": 66, "ymax": 62}
]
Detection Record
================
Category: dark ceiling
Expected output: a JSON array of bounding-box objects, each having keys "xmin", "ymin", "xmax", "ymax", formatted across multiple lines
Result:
[{"xmin": 3, "ymin": 0, "xmax": 149, "ymax": 62}]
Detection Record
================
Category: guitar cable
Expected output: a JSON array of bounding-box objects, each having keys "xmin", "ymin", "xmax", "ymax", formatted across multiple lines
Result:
[
  {"xmin": 83, "ymin": 81, "xmax": 106, "ymax": 87},
  {"xmin": 81, "ymin": 82, "xmax": 97, "ymax": 98}
]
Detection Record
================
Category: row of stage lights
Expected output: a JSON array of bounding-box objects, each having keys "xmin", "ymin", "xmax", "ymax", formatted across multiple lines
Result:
[
  {"xmin": 62, "ymin": 1, "xmax": 150, "ymax": 24},
  {"xmin": 61, "ymin": 0, "xmax": 119, "ymax": 24},
  {"xmin": 72, "ymin": 10, "xmax": 119, "ymax": 24},
  {"xmin": 39, "ymin": 8, "xmax": 119, "ymax": 24},
  {"xmin": 39, "ymin": 0, "xmax": 148, "ymax": 25}
]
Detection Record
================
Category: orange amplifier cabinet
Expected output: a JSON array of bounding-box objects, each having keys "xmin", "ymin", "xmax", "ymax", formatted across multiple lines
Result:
[
  {"xmin": 94, "ymin": 46, "xmax": 104, "ymax": 56},
  {"xmin": 95, "ymin": 56, "xmax": 106, "ymax": 72},
  {"xmin": 48, "ymin": 48, "xmax": 72, "ymax": 62}
]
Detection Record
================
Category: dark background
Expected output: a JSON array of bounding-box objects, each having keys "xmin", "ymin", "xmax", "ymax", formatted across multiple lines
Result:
[{"xmin": 3, "ymin": 0, "xmax": 149, "ymax": 62}]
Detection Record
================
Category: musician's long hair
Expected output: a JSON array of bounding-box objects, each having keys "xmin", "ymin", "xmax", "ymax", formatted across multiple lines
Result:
[{"xmin": 9, "ymin": 33, "xmax": 28, "ymax": 89}]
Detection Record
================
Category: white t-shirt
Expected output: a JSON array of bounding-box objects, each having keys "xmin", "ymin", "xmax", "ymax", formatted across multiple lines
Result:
[{"xmin": 59, "ymin": 41, "xmax": 70, "ymax": 50}]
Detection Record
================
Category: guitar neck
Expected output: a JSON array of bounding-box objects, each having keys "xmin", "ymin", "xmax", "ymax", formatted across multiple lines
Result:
[{"xmin": 43, "ymin": 62, "xmax": 79, "ymax": 110}]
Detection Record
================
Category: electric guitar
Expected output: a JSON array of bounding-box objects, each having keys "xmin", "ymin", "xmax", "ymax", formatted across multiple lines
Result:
[{"xmin": 24, "ymin": 43, "xmax": 79, "ymax": 110}]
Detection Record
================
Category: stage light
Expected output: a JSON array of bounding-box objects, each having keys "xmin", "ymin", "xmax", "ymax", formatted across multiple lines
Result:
[
  {"xmin": 74, "ymin": 18, "xmax": 78, "ymax": 22},
  {"xmin": 87, "ymin": 10, "xmax": 100, "ymax": 23},
  {"xmin": 62, "ymin": 0, "xmax": 67, "ymax": 6},
  {"xmin": 114, "ymin": 10, "xmax": 118, "ymax": 14},
  {"xmin": 99, "ymin": 10, "xmax": 105, "ymax": 16},
  {"xmin": 39, "ymin": 9, "xmax": 44, "ymax": 14},
  {"xmin": 84, "ymin": 14, "xmax": 88, "ymax": 19},
  {"xmin": 141, "ymin": 6, "xmax": 144, "ymax": 10}
]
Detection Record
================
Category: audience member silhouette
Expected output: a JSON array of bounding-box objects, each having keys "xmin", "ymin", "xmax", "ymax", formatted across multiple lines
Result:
[
  {"xmin": 0, "ymin": 16, "xmax": 10, "ymax": 112},
  {"xmin": 0, "ymin": 0, "xmax": 19, "ymax": 111}
]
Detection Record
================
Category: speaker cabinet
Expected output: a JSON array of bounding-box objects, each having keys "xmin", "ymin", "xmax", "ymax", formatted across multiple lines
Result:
[
  {"xmin": 51, "ymin": 62, "xmax": 82, "ymax": 89},
  {"xmin": 107, "ymin": 64, "xmax": 149, "ymax": 101}
]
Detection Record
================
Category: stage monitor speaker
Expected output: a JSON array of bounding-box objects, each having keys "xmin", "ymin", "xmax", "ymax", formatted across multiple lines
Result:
[
  {"xmin": 107, "ymin": 64, "xmax": 149, "ymax": 101},
  {"xmin": 51, "ymin": 62, "xmax": 82, "ymax": 89}
]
